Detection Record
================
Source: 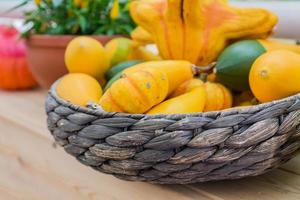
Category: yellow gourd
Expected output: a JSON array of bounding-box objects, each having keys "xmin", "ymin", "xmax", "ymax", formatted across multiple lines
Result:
[
  {"xmin": 147, "ymin": 79, "xmax": 206, "ymax": 114},
  {"xmin": 249, "ymin": 50, "xmax": 300, "ymax": 103},
  {"xmin": 99, "ymin": 67, "xmax": 169, "ymax": 113},
  {"xmin": 130, "ymin": 0, "xmax": 277, "ymax": 65},
  {"xmin": 124, "ymin": 60, "xmax": 196, "ymax": 94},
  {"xmin": 57, "ymin": 73, "xmax": 102, "ymax": 106}
]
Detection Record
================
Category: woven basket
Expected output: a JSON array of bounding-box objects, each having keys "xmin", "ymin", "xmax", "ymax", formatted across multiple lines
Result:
[{"xmin": 46, "ymin": 83, "xmax": 300, "ymax": 184}]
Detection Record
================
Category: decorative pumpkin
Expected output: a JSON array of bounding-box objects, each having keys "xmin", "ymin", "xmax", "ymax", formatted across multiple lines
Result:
[
  {"xmin": 0, "ymin": 25, "xmax": 37, "ymax": 90},
  {"xmin": 130, "ymin": 0, "xmax": 278, "ymax": 65},
  {"xmin": 203, "ymin": 82, "xmax": 232, "ymax": 111}
]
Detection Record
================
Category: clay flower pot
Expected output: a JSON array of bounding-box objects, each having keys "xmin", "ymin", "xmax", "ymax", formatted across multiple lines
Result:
[{"xmin": 26, "ymin": 35, "xmax": 121, "ymax": 89}]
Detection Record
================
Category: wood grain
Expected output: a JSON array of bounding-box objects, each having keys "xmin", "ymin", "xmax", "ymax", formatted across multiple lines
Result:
[{"xmin": 0, "ymin": 89, "xmax": 300, "ymax": 200}]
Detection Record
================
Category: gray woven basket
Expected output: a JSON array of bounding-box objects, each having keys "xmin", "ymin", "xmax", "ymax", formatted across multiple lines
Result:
[{"xmin": 46, "ymin": 83, "xmax": 300, "ymax": 184}]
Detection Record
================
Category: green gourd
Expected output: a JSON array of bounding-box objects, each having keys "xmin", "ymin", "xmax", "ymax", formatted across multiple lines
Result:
[
  {"xmin": 105, "ymin": 60, "xmax": 143, "ymax": 80},
  {"xmin": 216, "ymin": 39, "xmax": 300, "ymax": 91},
  {"xmin": 215, "ymin": 40, "xmax": 265, "ymax": 91}
]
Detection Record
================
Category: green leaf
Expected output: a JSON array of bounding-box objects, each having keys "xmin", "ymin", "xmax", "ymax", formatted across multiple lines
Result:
[
  {"xmin": 78, "ymin": 15, "xmax": 88, "ymax": 33},
  {"xmin": 20, "ymin": 0, "xmax": 136, "ymax": 36},
  {"xmin": 107, "ymin": 29, "xmax": 115, "ymax": 36}
]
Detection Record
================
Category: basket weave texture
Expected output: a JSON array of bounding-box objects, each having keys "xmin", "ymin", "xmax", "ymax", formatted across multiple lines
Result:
[{"xmin": 46, "ymin": 84, "xmax": 300, "ymax": 184}]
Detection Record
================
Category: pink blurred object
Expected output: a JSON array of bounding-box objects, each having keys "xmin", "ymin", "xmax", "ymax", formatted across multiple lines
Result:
[
  {"xmin": 0, "ymin": 25, "xmax": 37, "ymax": 90},
  {"xmin": 0, "ymin": 25, "xmax": 26, "ymax": 57}
]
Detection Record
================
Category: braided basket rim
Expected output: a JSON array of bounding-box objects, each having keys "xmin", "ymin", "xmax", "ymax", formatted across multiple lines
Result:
[{"xmin": 49, "ymin": 81, "xmax": 300, "ymax": 117}]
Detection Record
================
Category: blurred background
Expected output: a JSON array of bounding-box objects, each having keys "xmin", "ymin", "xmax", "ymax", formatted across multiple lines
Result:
[
  {"xmin": 0, "ymin": 2, "xmax": 299, "ymax": 200},
  {"xmin": 0, "ymin": 0, "xmax": 299, "ymax": 38},
  {"xmin": 0, "ymin": 0, "xmax": 299, "ymax": 90}
]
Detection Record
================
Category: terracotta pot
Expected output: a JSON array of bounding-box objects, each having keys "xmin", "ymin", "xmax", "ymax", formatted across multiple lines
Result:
[{"xmin": 26, "ymin": 34, "xmax": 122, "ymax": 89}]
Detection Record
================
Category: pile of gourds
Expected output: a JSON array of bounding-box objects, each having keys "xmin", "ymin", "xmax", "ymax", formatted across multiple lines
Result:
[
  {"xmin": 100, "ymin": 60, "xmax": 232, "ymax": 114},
  {"xmin": 56, "ymin": 0, "xmax": 300, "ymax": 115}
]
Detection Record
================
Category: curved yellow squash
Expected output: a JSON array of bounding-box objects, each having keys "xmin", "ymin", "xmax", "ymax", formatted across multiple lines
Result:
[
  {"xmin": 99, "ymin": 67, "xmax": 169, "ymax": 113},
  {"xmin": 147, "ymin": 85, "xmax": 206, "ymax": 114},
  {"xmin": 124, "ymin": 60, "xmax": 195, "ymax": 94}
]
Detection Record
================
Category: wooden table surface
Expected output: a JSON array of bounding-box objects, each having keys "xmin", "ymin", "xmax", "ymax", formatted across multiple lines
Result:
[{"xmin": 0, "ymin": 89, "xmax": 300, "ymax": 200}]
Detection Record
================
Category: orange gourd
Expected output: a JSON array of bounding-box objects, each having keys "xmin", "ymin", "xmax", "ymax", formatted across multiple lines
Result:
[
  {"xmin": 0, "ymin": 26, "xmax": 37, "ymax": 90},
  {"xmin": 204, "ymin": 82, "xmax": 232, "ymax": 111}
]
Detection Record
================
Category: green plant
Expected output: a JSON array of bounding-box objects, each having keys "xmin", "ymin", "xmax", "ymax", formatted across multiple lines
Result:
[{"xmin": 17, "ymin": 0, "xmax": 136, "ymax": 36}]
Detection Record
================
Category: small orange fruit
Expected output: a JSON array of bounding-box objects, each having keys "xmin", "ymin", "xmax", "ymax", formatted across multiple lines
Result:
[
  {"xmin": 57, "ymin": 73, "xmax": 102, "ymax": 106},
  {"xmin": 65, "ymin": 36, "xmax": 109, "ymax": 86},
  {"xmin": 249, "ymin": 50, "xmax": 300, "ymax": 102}
]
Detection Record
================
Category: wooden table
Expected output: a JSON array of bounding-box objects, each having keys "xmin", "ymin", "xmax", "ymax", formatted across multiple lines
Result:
[{"xmin": 0, "ymin": 89, "xmax": 300, "ymax": 200}]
